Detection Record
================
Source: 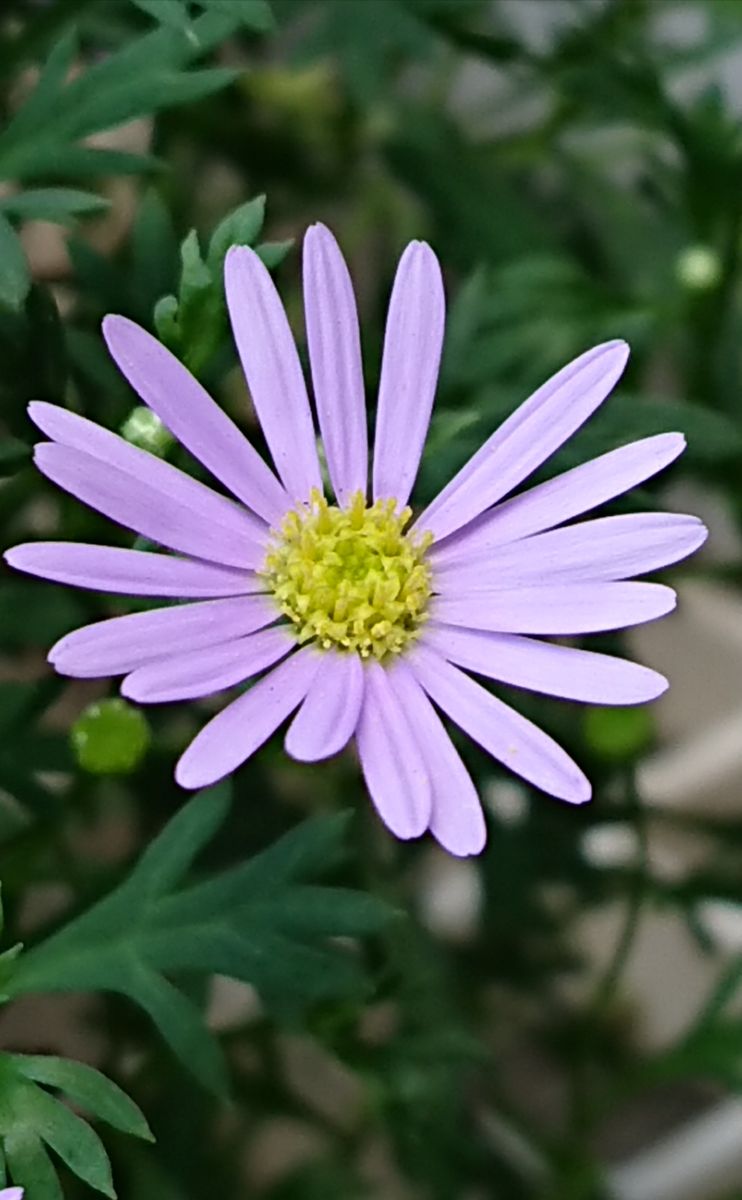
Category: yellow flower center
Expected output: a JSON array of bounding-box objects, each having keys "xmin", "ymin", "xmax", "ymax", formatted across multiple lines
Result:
[{"xmin": 261, "ymin": 489, "xmax": 433, "ymax": 661}]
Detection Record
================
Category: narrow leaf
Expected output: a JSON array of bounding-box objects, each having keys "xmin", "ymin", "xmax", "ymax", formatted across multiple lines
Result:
[
  {"xmin": 207, "ymin": 195, "xmax": 266, "ymax": 267},
  {"xmin": 9, "ymin": 1056, "xmax": 153, "ymax": 1142},
  {"xmin": 0, "ymin": 215, "xmax": 30, "ymax": 311},
  {"xmin": 20, "ymin": 1085, "xmax": 115, "ymax": 1198},
  {"xmin": 2, "ymin": 1129, "xmax": 63, "ymax": 1200},
  {"xmin": 0, "ymin": 189, "xmax": 109, "ymax": 223},
  {"xmin": 196, "ymin": 0, "xmax": 275, "ymax": 32},
  {"xmin": 132, "ymin": 0, "xmax": 192, "ymax": 29},
  {"xmin": 126, "ymin": 782, "xmax": 231, "ymax": 898},
  {"xmin": 124, "ymin": 964, "xmax": 228, "ymax": 1096}
]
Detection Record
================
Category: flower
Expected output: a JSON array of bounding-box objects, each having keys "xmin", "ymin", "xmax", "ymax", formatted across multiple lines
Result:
[
  {"xmin": 5, "ymin": 225, "xmax": 706, "ymax": 856},
  {"xmin": 0, "ymin": 1188, "xmax": 25, "ymax": 1199}
]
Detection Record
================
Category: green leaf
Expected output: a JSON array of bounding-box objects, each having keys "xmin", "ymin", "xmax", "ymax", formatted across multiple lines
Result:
[
  {"xmin": 256, "ymin": 238, "xmax": 294, "ymax": 269},
  {"xmin": 195, "ymin": 0, "xmax": 275, "ymax": 32},
  {"xmin": 129, "ymin": 779, "xmax": 231, "ymax": 898},
  {"xmin": 293, "ymin": 0, "xmax": 428, "ymax": 102},
  {"xmin": 9, "ymin": 1057, "xmax": 153, "ymax": 1143},
  {"xmin": 54, "ymin": 148, "xmax": 163, "ymax": 179},
  {"xmin": 0, "ymin": 14, "xmax": 242, "ymax": 184},
  {"xmin": 2, "ymin": 1129, "xmax": 63, "ymax": 1200},
  {"xmin": 153, "ymin": 294, "xmax": 180, "ymax": 349},
  {"xmin": 179, "ymin": 229, "xmax": 212, "ymax": 307},
  {"xmin": 15, "ymin": 1086, "xmax": 114, "ymax": 1198},
  {"xmin": 3, "ymin": 31, "xmax": 78, "ymax": 144},
  {"xmin": 0, "ymin": 944, "xmax": 24, "ymax": 1003},
  {"xmin": 207, "ymin": 194, "xmax": 266, "ymax": 267},
  {"xmin": 123, "ymin": 964, "xmax": 228, "ymax": 1096},
  {"xmin": 8, "ymin": 797, "xmax": 394, "ymax": 1090},
  {"xmin": 0, "ymin": 189, "xmax": 109, "ymax": 224},
  {"xmin": 130, "ymin": 189, "xmax": 179, "ymax": 313},
  {"xmin": 0, "ymin": 215, "xmax": 30, "ymax": 312},
  {"xmin": 0, "ymin": 1052, "xmax": 149, "ymax": 1200},
  {"xmin": 132, "ymin": 0, "xmax": 192, "ymax": 29}
]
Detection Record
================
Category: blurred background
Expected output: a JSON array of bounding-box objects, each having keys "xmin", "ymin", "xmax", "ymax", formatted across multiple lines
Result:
[{"xmin": 1, "ymin": 1, "xmax": 742, "ymax": 1198}]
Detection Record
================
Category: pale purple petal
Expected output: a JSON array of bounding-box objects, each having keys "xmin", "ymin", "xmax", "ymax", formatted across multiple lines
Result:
[
  {"xmin": 432, "ymin": 433, "xmax": 686, "ymax": 565},
  {"xmin": 285, "ymin": 649, "xmax": 364, "ymax": 761},
  {"xmin": 33, "ymin": 440, "xmax": 266, "ymax": 569},
  {"xmin": 49, "ymin": 595, "xmax": 278, "ymax": 678},
  {"xmin": 432, "ymin": 581, "xmax": 676, "ymax": 635},
  {"xmin": 122, "ymin": 626, "xmax": 295, "ymax": 702},
  {"xmin": 415, "ymin": 340, "xmax": 630, "ymax": 542},
  {"xmin": 303, "ymin": 224, "xmax": 367, "ymax": 505},
  {"xmin": 5, "ymin": 543, "xmax": 262, "ymax": 597},
  {"xmin": 225, "ymin": 245, "xmax": 322, "ymax": 502},
  {"xmin": 433, "ymin": 513, "xmax": 707, "ymax": 592},
  {"xmin": 423, "ymin": 623, "xmax": 668, "ymax": 705},
  {"xmin": 0, "ymin": 1190, "xmax": 24, "ymax": 1200},
  {"xmin": 175, "ymin": 646, "xmax": 320, "ymax": 789},
  {"xmin": 390, "ymin": 660, "xmax": 486, "ymax": 856},
  {"xmin": 372, "ymin": 241, "xmax": 445, "ymax": 506},
  {"xmin": 355, "ymin": 659, "xmax": 431, "ymax": 839},
  {"xmin": 101, "ymin": 316, "xmax": 289, "ymax": 525},
  {"xmin": 410, "ymin": 644, "xmax": 591, "ymax": 804}
]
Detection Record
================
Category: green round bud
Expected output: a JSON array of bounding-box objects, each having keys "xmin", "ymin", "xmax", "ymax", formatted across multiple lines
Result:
[
  {"xmin": 120, "ymin": 406, "xmax": 173, "ymax": 457},
  {"xmin": 71, "ymin": 698, "xmax": 152, "ymax": 775},
  {"xmin": 583, "ymin": 705, "xmax": 654, "ymax": 762},
  {"xmin": 675, "ymin": 245, "xmax": 722, "ymax": 291}
]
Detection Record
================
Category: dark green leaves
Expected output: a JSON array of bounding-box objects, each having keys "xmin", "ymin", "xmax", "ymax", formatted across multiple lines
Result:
[
  {"xmin": 154, "ymin": 195, "xmax": 292, "ymax": 374},
  {"xmin": 134, "ymin": 0, "xmax": 276, "ymax": 35},
  {"xmin": 132, "ymin": 0, "xmax": 194, "ymax": 30},
  {"xmin": 0, "ymin": 13, "xmax": 244, "ymax": 185},
  {"xmin": 7, "ymin": 788, "xmax": 394, "ymax": 1093},
  {"xmin": 194, "ymin": 0, "xmax": 276, "ymax": 32},
  {"xmin": 0, "ymin": 189, "xmax": 110, "ymax": 224},
  {"xmin": 0, "ymin": 214, "xmax": 30, "ymax": 312},
  {"xmin": 0, "ymin": 1053, "xmax": 152, "ymax": 1200}
]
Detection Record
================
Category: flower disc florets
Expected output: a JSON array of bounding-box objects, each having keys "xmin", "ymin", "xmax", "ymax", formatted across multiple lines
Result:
[{"xmin": 262, "ymin": 489, "xmax": 433, "ymax": 660}]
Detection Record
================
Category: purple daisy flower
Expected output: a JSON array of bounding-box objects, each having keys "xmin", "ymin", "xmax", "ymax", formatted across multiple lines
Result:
[
  {"xmin": 0, "ymin": 1188, "xmax": 25, "ymax": 1199},
  {"xmin": 5, "ymin": 224, "xmax": 706, "ymax": 856}
]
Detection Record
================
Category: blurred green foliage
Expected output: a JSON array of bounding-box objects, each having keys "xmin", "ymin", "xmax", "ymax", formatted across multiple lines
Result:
[{"xmin": 1, "ymin": 0, "xmax": 742, "ymax": 1198}]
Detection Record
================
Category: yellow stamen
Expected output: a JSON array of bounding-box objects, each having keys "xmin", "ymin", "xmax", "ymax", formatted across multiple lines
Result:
[{"xmin": 261, "ymin": 489, "xmax": 433, "ymax": 661}]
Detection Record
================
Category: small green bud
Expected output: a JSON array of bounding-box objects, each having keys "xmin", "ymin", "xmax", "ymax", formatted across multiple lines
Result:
[
  {"xmin": 71, "ymin": 698, "xmax": 151, "ymax": 775},
  {"xmin": 120, "ymin": 406, "xmax": 173, "ymax": 457},
  {"xmin": 676, "ymin": 244, "xmax": 722, "ymax": 291},
  {"xmin": 583, "ymin": 705, "xmax": 654, "ymax": 761}
]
